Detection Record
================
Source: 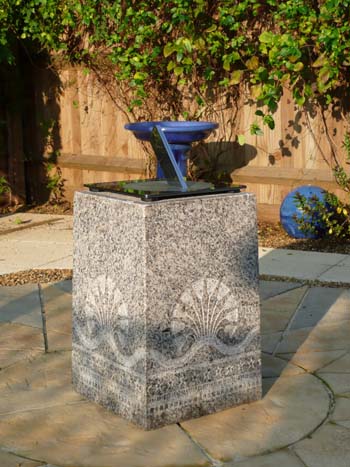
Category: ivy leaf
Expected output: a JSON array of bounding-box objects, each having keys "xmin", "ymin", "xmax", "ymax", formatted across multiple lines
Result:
[
  {"xmin": 133, "ymin": 71, "xmax": 148, "ymax": 81},
  {"xmin": 251, "ymin": 84, "xmax": 262, "ymax": 99},
  {"xmin": 229, "ymin": 70, "xmax": 243, "ymax": 84},
  {"xmin": 250, "ymin": 122, "xmax": 263, "ymax": 136},
  {"xmin": 174, "ymin": 66, "xmax": 184, "ymax": 76},
  {"xmin": 293, "ymin": 62, "xmax": 304, "ymax": 72},
  {"xmin": 255, "ymin": 109, "xmax": 264, "ymax": 117},
  {"xmin": 259, "ymin": 31, "xmax": 275, "ymax": 45},
  {"xmin": 163, "ymin": 43, "xmax": 175, "ymax": 57},
  {"xmin": 205, "ymin": 24, "xmax": 217, "ymax": 33},
  {"xmin": 223, "ymin": 56, "xmax": 231, "ymax": 71},
  {"xmin": 246, "ymin": 56, "xmax": 259, "ymax": 70},
  {"xmin": 182, "ymin": 38, "xmax": 192, "ymax": 52},
  {"xmin": 263, "ymin": 115, "xmax": 275, "ymax": 130},
  {"xmin": 167, "ymin": 60, "xmax": 176, "ymax": 71},
  {"xmin": 237, "ymin": 134, "xmax": 246, "ymax": 146},
  {"xmin": 293, "ymin": 89, "xmax": 305, "ymax": 106},
  {"xmin": 312, "ymin": 53, "xmax": 327, "ymax": 68},
  {"xmin": 281, "ymin": 73, "xmax": 290, "ymax": 84},
  {"xmin": 318, "ymin": 66, "xmax": 330, "ymax": 85}
]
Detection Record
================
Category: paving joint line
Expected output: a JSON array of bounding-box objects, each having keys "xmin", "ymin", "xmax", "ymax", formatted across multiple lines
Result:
[
  {"xmin": 177, "ymin": 422, "xmax": 224, "ymax": 467},
  {"xmin": 271, "ymin": 285, "xmax": 310, "ymax": 356},
  {"xmin": 0, "ymin": 445, "xmax": 46, "ymax": 465},
  {"xmin": 38, "ymin": 284, "xmax": 49, "ymax": 353},
  {"xmin": 314, "ymin": 254, "xmax": 349, "ymax": 282},
  {"xmin": 261, "ymin": 282, "xmax": 306, "ymax": 301},
  {"xmin": 289, "ymin": 446, "xmax": 311, "ymax": 467},
  {"xmin": 0, "ymin": 217, "xmax": 63, "ymax": 236}
]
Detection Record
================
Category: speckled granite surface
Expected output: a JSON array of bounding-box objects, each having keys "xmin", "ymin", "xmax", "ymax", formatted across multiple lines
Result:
[{"xmin": 72, "ymin": 191, "xmax": 261, "ymax": 429}]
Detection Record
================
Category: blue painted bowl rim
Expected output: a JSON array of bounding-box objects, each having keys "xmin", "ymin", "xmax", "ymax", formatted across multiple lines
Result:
[{"xmin": 124, "ymin": 121, "xmax": 219, "ymax": 133}]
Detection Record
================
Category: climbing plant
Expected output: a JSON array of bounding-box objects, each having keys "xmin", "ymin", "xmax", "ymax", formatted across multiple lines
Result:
[
  {"xmin": 2, "ymin": 1, "xmax": 350, "ymax": 123},
  {"xmin": 2, "ymin": 0, "xmax": 350, "ymax": 185}
]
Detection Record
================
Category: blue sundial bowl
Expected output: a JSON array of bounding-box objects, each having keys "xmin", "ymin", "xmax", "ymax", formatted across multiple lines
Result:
[
  {"xmin": 124, "ymin": 121, "xmax": 218, "ymax": 144},
  {"xmin": 280, "ymin": 185, "xmax": 328, "ymax": 239},
  {"xmin": 125, "ymin": 121, "xmax": 218, "ymax": 177}
]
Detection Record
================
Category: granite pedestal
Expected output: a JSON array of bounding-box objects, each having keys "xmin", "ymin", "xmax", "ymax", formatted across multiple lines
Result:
[{"xmin": 72, "ymin": 191, "xmax": 262, "ymax": 429}]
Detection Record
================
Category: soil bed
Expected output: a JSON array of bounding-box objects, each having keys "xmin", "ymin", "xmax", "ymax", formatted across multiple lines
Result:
[{"xmin": 258, "ymin": 221, "xmax": 350, "ymax": 255}]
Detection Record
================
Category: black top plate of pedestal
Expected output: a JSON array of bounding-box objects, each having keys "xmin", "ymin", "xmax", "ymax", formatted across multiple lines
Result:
[
  {"xmin": 85, "ymin": 125, "xmax": 245, "ymax": 201},
  {"xmin": 85, "ymin": 179, "xmax": 245, "ymax": 201}
]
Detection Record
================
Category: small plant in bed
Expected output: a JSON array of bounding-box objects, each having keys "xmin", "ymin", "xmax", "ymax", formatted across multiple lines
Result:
[{"xmin": 294, "ymin": 191, "xmax": 350, "ymax": 240}]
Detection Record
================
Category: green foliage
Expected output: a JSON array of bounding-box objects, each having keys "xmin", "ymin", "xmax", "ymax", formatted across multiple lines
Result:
[
  {"xmin": 2, "ymin": 0, "xmax": 350, "ymax": 122},
  {"xmin": 294, "ymin": 191, "xmax": 350, "ymax": 240},
  {"xmin": 45, "ymin": 162, "xmax": 64, "ymax": 202},
  {"xmin": 0, "ymin": 176, "xmax": 10, "ymax": 196}
]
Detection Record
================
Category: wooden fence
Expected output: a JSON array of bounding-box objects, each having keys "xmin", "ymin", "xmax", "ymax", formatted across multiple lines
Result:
[{"xmin": 1, "ymin": 63, "xmax": 348, "ymax": 219}]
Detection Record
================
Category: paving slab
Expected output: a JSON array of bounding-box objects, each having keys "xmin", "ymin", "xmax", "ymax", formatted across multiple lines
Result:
[
  {"xmin": 181, "ymin": 372, "xmax": 329, "ymax": 463},
  {"xmin": 275, "ymin": 320, "xmax": 350, "ymax": 355},
  {"xmin": 0, "ymin": 218, "xmax": 72, "ymax": 274},
  {"xmin": 0, "ymin": 285, "xmax": 42, "ymax": 328},
  {"xmin": 330, "ymin": 397, "xmax": 350, "ymax": 422},
  {"xmin": 290, "ymin": 287, "xmax": 350, "ymax": 330},
  {"xmin": 318, "ymin": 372, "xmax": 350, "ymax": 396},
  {"xmin": 261, "ymin": 332, "xmax": 282, "ymax": 354},
  {"xmin": 0, "ymin": 323, "xmax": 43, "ymax": 351},
  {"xmin": 227, "ymin": 449, "xmax": 305, "ymax": 467},
  {"xmin": 337, "ymin": 420, "xmax": 350, "ymax": 429},
  {"xmin": 0, "ymin": 450, "xmax": 43, "ymax": 467},
  {"xmin": 0, "ymin": 323, "xmax": 43, "ymax": 369},
  {"xmin": 318, "ymin": 264, "xmax": 350, "ymax": 283},
  {"xmin": 317, "ymin": 351, "xmax": 350, "ymax": 374},
  {"xmin": 40, "ymin": 282, "xmax": 72, "ymax": 335},
  {"xmin": 259, "ymin": 280, "xmax": 303, "ymax": 301},
  {"xmin": 40, "ymin": 281, "xmax": 72, "ymax": 351},
  {"xmin": 280, "ymin": 350, "xmax": 347, "ymax": 373},
  {"xmin": 0, "ymin": 354, "xmax": 209, "ymax": 467},
  {"xmin": 261, "ymin": 286, "xmax": 308, "ymax": 334},
  {"xmin": 293, "ymin": 423, "xmax": 350, "ymax": 467},
  {"xmin": 259, "ymin": 247, "xmax": 348, "ymax": 281},
  {"xmin": 0, "ymin": 212, "xmax": 66, "ymax": 235},
  {"xmin": 262, "ymin": 354, "xmax": 305, "ymax": 378}
]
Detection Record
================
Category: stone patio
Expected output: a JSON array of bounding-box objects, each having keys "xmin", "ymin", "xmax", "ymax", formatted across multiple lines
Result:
[{"xmin": 0, "ymin": 279, "xmax": 349, "ymax": 466}]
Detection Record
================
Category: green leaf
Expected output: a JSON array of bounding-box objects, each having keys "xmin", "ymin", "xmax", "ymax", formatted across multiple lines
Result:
[
  {"xmin": 250, "ymin": 84, "xmax": 262, "ymax": 99},
  {"xmin": 237, "ymin": 134, "xmax": 246, "ymax": 146},
  {"xmin": 163, "ymin": 43, "xmax": 175, "ymax": 58},
  {"xmin": 318, "ymin": 66, "xmax": 330, "ymax": 85},
  {"xmin": 167, "ymin": 60, "xmax": 176, "ymax": 71},
  {"xmin": 259, "ymin": 31, "xmax": 275, "ymax": 45},
  {"xmin": 205, "ymin": 24, "xmax": 217, "ymax": 33},
  {"xmin": 246, "ymin": 56, "xmax": 259, "ymax": 70},
  {"xmin": 133, "ymin": 71, "xmax": 148, "ymax": 80},
  {"xmin": 293, "ymin": 62, "xmax": 304, "ymax": 72},
  {"xmin": 223, "ymin": 56, "xmax": 231, "ymax": 71},
  {"xmin": 255, "ymin": 110, "xmax": 264, "ymax": 117},
  {"xmin": 263, "ymin": 115, "xmax": 275, "ymax": 130},
  {"xmin": 250, "ymin": 122, "xmax": 263, "ymax": 136},
  {"xmin": 229, "ymin": 70, "xmax": 243, "ymax": 84},
  {"xmin": 174, "ymin": 66, "xmax": 184, "ymax": 76},
  {"xmin": 312, "ymin": 53, "xmax": 327, "ymax": 68},
  {"xmin": 182, "ymin": 38, "xmax": 192, "ymax": 52}
]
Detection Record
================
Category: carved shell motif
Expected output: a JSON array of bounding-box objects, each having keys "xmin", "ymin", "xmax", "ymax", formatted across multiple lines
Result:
[
  {"xmin": 76, "ymin": 275, "xmax": 129, "ymax": 353},
  {"xmin": 171, "ymin": 278, "xmax": 238, "ymax": 339}
]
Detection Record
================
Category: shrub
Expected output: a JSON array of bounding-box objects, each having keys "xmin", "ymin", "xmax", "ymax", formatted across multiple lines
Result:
[{"xmin": 294, "ymin": 190, "xmax": 350, "ymax": 239}]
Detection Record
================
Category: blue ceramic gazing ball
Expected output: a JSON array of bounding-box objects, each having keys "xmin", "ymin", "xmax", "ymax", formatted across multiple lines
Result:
[{"xmin": 280, "ymin": 185, "xmax": 327, "ymax": 239}]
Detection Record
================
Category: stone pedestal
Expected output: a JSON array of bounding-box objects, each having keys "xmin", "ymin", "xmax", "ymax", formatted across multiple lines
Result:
[{"xmin": 72, "ymin": 191, "xmax": 261, "ymax": 429}]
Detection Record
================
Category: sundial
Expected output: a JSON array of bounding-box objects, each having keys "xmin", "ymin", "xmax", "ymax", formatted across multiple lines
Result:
[{"xmin": 85, "ymin": 124, "xmax": 245, "ymax": 201}]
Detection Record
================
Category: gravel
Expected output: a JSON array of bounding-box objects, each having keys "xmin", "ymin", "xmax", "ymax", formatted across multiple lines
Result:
[{"xmin": 0, "ymin": 269, "xmax": 72, "ymax": 286}]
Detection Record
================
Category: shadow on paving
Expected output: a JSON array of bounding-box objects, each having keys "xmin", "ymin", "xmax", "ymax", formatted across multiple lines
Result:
[{"xmin": 0, "ymin": 278, "xmax": 349, "ymax": 466}]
